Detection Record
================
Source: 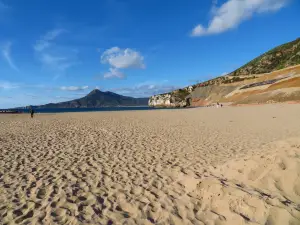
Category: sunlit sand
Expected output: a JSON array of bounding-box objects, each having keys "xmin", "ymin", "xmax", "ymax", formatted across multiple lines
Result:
[{"xmin": 1, "ymin": 104, "xmax": 300, "ymax": 224}]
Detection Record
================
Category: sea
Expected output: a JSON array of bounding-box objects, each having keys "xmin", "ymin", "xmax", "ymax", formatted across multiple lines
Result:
[{"xmin": 9, "ymin": 106, "xmax": 190, "ymax": 114}]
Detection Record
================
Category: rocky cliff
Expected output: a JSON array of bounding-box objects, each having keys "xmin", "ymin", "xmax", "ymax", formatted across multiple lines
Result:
[
  {"xmin": 149, "ymin": 38, "xmax": 300, "ymax": 107},
  {"xmin": 148, "ymin": 86, "xmax": 194, "ymax": 107}
]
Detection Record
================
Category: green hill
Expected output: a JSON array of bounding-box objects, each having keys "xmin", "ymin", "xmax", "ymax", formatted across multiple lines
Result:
[{"xmin": 229, "ymin": 38, "xmax": 300, "ymax": 76}]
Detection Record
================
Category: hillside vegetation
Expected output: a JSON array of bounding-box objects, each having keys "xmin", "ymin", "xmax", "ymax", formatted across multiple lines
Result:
[{"xmin": 229, "ymin": 38, "xmax": 300, "ymax": 76}]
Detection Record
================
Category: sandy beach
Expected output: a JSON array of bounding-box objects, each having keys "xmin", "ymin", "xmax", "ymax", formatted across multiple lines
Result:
[{"xmin": 1, "ymin": 104, "xmax": 300, "ymax": 224}]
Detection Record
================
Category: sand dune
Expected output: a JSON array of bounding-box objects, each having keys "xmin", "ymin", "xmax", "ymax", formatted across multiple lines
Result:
[{"xmin": 1, "ymin": 104, "xmax": 300, "ymax": 224}]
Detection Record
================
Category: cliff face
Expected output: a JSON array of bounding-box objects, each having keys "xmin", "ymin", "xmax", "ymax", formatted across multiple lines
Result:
[
  {"xmin": 149, "ymin": 38, "xmax": 300, "ymax": 107},
  {"xmin": 190, "ymin": 85, "xmax": 238, "ymax": 106},
  {"xmin": 148, "ymin": 86, "xmax": 194, "ymax": 107},
  {"xmin": 148, "ymin": 93, "xmax": 188, "ymax": 108}
]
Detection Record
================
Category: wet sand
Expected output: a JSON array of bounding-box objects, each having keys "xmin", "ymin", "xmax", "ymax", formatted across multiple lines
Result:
[{"xmin": 1, "ymin": 104, "xmax": 300, "ymax": 224}]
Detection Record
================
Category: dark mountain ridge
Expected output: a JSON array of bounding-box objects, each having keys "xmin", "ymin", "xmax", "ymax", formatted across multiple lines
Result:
[{"xmin": 35, "ymin": 89, "xmax": 149, "ymax": 108}]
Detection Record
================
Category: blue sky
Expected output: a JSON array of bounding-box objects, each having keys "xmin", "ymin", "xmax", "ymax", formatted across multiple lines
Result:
[{"xmin": 0, "ymin": 0, "xmax": 299, "ymax": 108}]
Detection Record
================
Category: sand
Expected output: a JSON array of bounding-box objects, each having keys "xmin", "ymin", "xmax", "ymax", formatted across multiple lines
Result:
[{"xmin": 1, "ymin": 104, "xmax": 300, "ymax": 225}]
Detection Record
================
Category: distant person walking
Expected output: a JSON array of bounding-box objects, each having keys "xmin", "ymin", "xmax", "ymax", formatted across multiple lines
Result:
[{"xmin": 30, "ymin": 108, "xmax": 35, "ymax": 118}]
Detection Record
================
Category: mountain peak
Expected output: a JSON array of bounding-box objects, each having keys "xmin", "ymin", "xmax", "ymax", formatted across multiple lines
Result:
[
  {"xmin": 87, "ymin": 89, "xmax": 102, "ymax": 96},
  {"xmin": 34, "ymin": 88, "xmax": 148, "ymax": 108}
]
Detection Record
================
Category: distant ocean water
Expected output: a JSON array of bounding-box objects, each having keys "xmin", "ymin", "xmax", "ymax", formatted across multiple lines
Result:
[{"xmin": 15, "ymin": 107, "xmax": 189, "ymax": 114}]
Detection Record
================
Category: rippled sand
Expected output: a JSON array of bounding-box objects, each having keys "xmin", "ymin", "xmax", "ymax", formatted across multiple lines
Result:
[{"xmin": 1, "ymin": 104, "xmax": 300, "ymax": 224}]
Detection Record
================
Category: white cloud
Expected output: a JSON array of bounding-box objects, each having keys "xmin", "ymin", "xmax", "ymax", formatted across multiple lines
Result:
[
  {"xmin": 60, "ymin": 86, "xmax": 89, "ymax": 91},
  {"xmin": 103, "ymin": 68, "xmax": 125, "ymax": 79},
  {"xmin": 1, "ymin": 42, "xmax": 19, "ymax": 71},
  {"xmin": 191, "ymin": 25, "xmax": 207, "ymax": 37},
  {"xmin": 101, "ymin": 47, "xmax": 145, "ymax": 79},
  {"xmin": 103, "ymin": 47, "xmax": 121, "ymax": 55},
  {"xmin": 101, "ymin": 47, "xmax": 145, "ymax": 69},
  {"xmin": 191, "ymin": 0, "xmax": 288, "ymax": 37}
]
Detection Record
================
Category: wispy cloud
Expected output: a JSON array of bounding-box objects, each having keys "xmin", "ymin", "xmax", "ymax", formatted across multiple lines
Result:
[
  {"xmin": 0, "ymin": 1, "xmax": 11, "ymax": 23},
  {"xmin": 101, "ymin": 47, "xmax": 145, "ymax": 79},
  {"xmin": 211, "ymin": 0, "xmax": 218, "ymax": 14},
  {"xmin": 1, "ymin": 42, "xmax": 19, "ymax": 71},
  {"xmin": 23, "ymin": 84, "xmax": 46, "ymax": 89},
  {"xmin": 34, "ymin": 29, "xmax": 65, "ymax": 52},
  {"xmin": 34, "ymin": 28, "xmax": 78, "ymax": 78},
  {"xmin": 24, "ymin": 94, "xmax": 39, "ymax": 99},
  {"xmin": 53, "ymin": 95, "xmax": 78, "ymax": 100},
  {"xmin": 0, "ymin": 80, "xmax": 19, "ymax": 90},
  {"xmin": 0, "ymin": 81, "xmax": 90, "ymax": 93},
  {"xmin": 191, "ymin": 0, "xmax": 289, "ymax": 37},
  {"xmin": 0, "ymin": 1, "xmax": 9, "ymax": 11},
  {"xmin": 60, "ymin": 86, "xmax": 89, "ymax": 91},
  {"xmin": 40, "ymin": 53, "xmax": 75, "ymax": 71}
]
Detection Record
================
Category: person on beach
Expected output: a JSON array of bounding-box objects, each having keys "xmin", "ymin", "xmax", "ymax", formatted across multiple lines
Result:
[{"xmin": 30, "ymin": 108, "xmax": 35, "ymax": 118}]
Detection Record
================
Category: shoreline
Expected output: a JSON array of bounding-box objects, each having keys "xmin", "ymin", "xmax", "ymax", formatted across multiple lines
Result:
[{"xmin": 2, "ymin": 100, "xmax": 300, "ymax": 114}]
